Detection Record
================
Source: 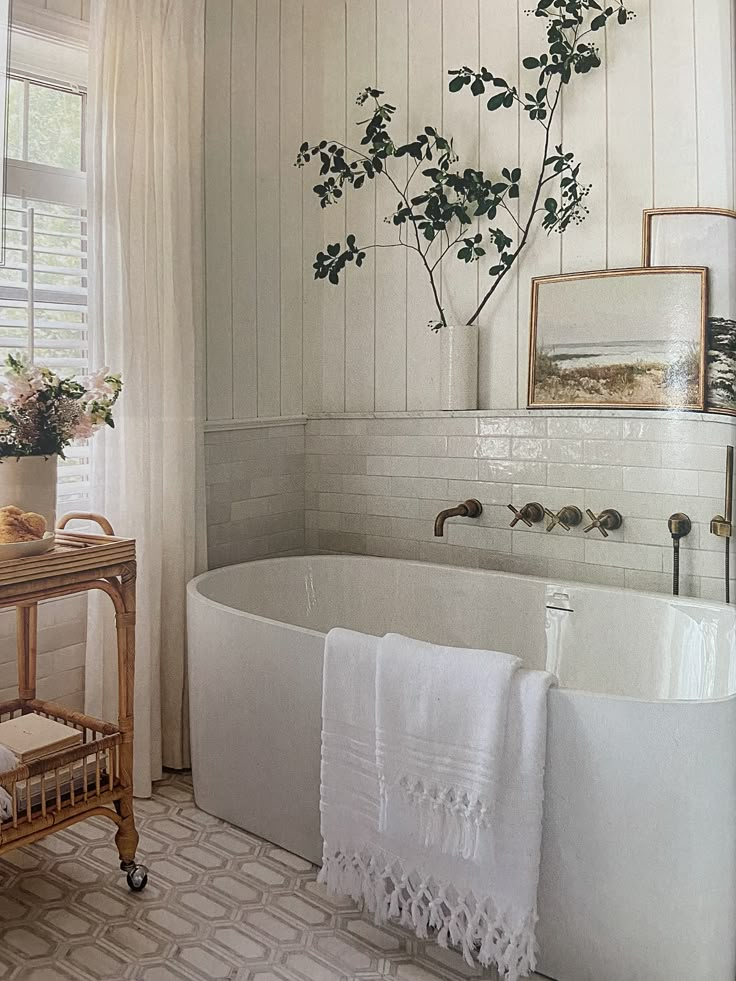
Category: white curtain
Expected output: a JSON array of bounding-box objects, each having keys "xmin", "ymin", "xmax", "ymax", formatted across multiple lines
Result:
[{"xmin": 86, "ymin": 0, "xmax": 206, "ymax": 796}]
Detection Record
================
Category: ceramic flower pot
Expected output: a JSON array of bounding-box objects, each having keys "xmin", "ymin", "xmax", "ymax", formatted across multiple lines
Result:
[
  {"xmin": 0, "ymin": 455, "xmax": 58, "ymax": 531},
  {"xmin": 440, "ymin": 324, "xmax": 479, "ymax": 410}
]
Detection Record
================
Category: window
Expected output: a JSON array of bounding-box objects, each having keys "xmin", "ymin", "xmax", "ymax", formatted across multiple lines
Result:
[
  {"xmin": 7, "ymin": 75, "xmax": 84, "ymax": 170},
  {"xmin": 1, "ymin": 73, "xmax": 88, "ymax": 507}
]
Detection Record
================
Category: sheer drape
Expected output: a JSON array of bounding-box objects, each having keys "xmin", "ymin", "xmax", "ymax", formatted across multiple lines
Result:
[{"xmin": 86, "ymin": 0, "xmax": 206, "ymax": 796}]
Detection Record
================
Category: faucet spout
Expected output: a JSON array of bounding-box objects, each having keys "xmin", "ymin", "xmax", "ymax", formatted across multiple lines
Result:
[{"xmin": 434, "ymin": 499, "xmax": 482, "ymax": 537}]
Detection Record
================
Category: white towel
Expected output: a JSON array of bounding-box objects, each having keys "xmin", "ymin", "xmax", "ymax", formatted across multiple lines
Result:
[
  {"xmin": 0, "ymin": 743, "xmax": 17, "ymax": 822},
  {"xmin": 376, "ymin": 633, "xmax": 522, "ymax": 860},
  {"xmin": 319, "ymin": 628, "xmax": 556, "ymax": 981}
]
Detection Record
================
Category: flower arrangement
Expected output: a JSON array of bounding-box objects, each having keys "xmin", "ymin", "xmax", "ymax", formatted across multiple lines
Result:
[{"xmin": 0, "ymin": 355, "xmax": 122, "ymax": 459}]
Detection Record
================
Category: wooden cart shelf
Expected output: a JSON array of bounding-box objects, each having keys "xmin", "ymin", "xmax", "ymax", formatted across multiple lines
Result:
[{"xmin": 0, "ymin": 514, "xmax": 147, "ymax": 892}]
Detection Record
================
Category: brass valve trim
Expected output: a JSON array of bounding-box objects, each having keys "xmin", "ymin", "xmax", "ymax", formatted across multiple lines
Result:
[
  {"xmin": 584, "ymin": 508, "xmax": 623, "ymax": 538},
  {"xmin": 544, "ymin": 505, "xmax": 583, "ymax": 533},
  {"xmin": 507, "ymin": 502, "xmax": 545, "ymax": 528}
]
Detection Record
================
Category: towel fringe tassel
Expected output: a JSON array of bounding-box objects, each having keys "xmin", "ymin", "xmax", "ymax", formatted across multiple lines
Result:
[
  {"xmin": 381, "ymin": 778, "xmax": 491, "ymax": 861},
  {"xmin": 318, "ymin": 849, "xmax": 537, "ymax": 981}
]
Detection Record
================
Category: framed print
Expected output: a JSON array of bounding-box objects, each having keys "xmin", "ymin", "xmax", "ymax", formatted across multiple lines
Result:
[
  {"xmin": 643, "ymin": 207, "xmax": 736, "ymax": 414},
  {"xmin": 528, "ymin": 267, "xmax": 707, "ymax": 411}
]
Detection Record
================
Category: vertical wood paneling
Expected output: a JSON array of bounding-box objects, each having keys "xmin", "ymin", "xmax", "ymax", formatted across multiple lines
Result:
[
  {"xmin": 695, "ymin": 1, "xmax": 735, "ymax": 208},
  {"xmin": 605, "ymin": 2, "xmax": 653, "ymax": 268},
  {"xmin": 204, "ymin": 0, "xmax": 736, "ymax": 420},
  {"xmin": 301, "ymin": 3, "xmax": 325, "ymax": 414},
  {"xmin": 560, "ymin": 31, "xmax": 608, "ymax": 271},
  {"xmin": 516, "ymin": 4, "xmax": 562, "ymax": 407},
  {"xmin": 280, "ymin": 0, "xmax": 305, "ymax": 415},
  {"xmin": 255, "ymin": 0, "xmax": 282, "ymax": 417},
  {"xmin": 478, "ymin": 2, "xmax": 520, "ymax": 409},
  {"xmin": 231, "ymin": 0, "xmax": 258, "ymax": 420},
  {"xmin": 344, "ymin": 0, "xmax": 377, "ymax": 411},
  {"xmin": 204, "ymin": 0, "xmax": 234, "ymax": 420},
  {"xmin": 650, "ymin": 0, "xmax": 698, "ymax": 207},
  {"xmin": 321, "ymin": 0, "xmax": 347, "ymax": 412},
  {"xmin": 406, "ymin": 0, "xmax": 443, "ymax": 410},
  {"xmin": 440, "ymin": 0, "xmax": 479, "ymax": 326},
  {"xmin": 375, "ymin": 0, "xmax": 409, "ymax": 411}
]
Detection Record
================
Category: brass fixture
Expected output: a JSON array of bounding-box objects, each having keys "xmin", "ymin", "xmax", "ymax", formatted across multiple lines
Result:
[
  {"xmin": 668, "ymin": 513, "xmax": 692, "ymax": 539},
  {"xmin": 710, "ymin": 446, "xmax": 733, "ymax": 538},
  {"xmin": 584, "ymin": 508, "xmax": 623, "ymax": 538},
  {"xmin": 668, "ymin": 513, "xmax": 692, "ymax": 597},
  {"xmin": 434, "ymin": 499, "xmax": 482, "ymax": 538},
  {"xmin": 710, "ymin": 445, "xmax": 734, "ymax": 603},
  {"xmin": 544, "ymin": 505, "xmax": 583, "ymax": 533},
  {"xmin": 507, "ymin": 502, "xmax": 545, "ymax": 528}
]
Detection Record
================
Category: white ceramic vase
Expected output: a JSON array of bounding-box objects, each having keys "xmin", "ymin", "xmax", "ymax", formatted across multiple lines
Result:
[
  {"xmin": 440, "ymin": 324, "xmax": 479, "ymax": 410},
  {"xmin": 0, "ymin": 455, "xmax": 58, "ymax": 531}
]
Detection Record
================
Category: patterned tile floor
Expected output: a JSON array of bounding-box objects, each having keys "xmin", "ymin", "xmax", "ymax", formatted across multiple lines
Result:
[{"xmin": 0, "ymin": 774, "xmax": 548, "ymax": 981}]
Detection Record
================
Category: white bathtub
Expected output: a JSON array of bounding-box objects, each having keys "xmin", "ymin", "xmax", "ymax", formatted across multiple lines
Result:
[{"xmin": 187, "ymin": 556, "xmax": 736, "ymax": 981}]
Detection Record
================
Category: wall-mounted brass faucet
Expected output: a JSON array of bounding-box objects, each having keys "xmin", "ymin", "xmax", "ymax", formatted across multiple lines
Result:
[
  {"xmin": 507, "ymin": 502, "xmax": 545, "ymax": 528},
  {"xmin": 544, "ymin": 506, "xmax": 583, "ymax": 533},
  {"xmin": 434, "ymin": 499, "xmax": 482, "ymax": 538}
]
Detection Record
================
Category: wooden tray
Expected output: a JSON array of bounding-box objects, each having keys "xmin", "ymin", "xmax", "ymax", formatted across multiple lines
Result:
[{"xmin": 0, "ymin": 529, "xmax": 135, "ymax": 588}]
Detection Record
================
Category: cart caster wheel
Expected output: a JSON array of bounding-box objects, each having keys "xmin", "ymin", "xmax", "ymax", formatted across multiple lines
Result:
[{"xmin": 126, "ymin": 865, "xmax": 149, "ymax": 892}]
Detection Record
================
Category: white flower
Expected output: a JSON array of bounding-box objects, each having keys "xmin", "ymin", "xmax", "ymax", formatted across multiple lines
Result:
[
  {"xmin": 72, "ymin": 413, "xmax": 100, "ymax": 441},
  {"xmin": 27, "ymin": 367, "xmax": 47, "ymax": 392},
  {"xmin": 4, "ymin": 374, "xmax": 35, "ymax": 402},
  {"xmin": 82, "ymin": 367, "xmax": 118, "ymax": 402}
]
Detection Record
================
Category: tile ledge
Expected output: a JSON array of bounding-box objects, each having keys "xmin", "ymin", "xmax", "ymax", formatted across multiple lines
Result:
[
  {"xmin": 308, "ymin": 409, "xmax": 736, "ymax": 425},
  {"xmin": 205, "ymin": 410, "xmax": 736, "ymax": 430},
  {"xmin": 205, "ymin": 416, "xmax": 307, "ymax": 432}
]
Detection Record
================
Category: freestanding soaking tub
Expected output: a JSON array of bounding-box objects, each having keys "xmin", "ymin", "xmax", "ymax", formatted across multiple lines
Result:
[{"xmin": 188, "ymin": 555, "xmax": 736, "ymax": 981}]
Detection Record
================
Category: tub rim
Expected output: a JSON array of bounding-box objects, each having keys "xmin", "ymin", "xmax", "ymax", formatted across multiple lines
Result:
[{"xmin": 187, "ymin": 555, "xmax": 736, "ymax": 706}]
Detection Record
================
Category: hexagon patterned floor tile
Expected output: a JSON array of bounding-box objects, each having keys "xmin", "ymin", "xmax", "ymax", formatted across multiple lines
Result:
[{"xmin": 0, "ymin": 775, "xmax": 546, "ymax": 981}]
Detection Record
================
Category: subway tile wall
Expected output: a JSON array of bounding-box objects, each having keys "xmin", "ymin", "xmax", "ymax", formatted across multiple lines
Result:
[
  {"xmin": 0, "ymin": 595, "xmax": 86, "ymax": 711},
  {"xmin": 205, "ymin": 421, "xmax": 306, "ymax": 569},
  {"xmin": 303, "ymin": 412, "xmax": 736, "ymax": 601}
]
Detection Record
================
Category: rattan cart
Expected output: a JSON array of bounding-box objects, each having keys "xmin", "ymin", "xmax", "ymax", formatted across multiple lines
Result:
[{"xmin": 0, "ymin": 513, "xmax": 147, "ymax": 891}]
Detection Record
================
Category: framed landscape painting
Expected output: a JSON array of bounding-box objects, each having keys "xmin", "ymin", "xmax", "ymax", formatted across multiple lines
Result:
[
  {"xmin": 643, "ymin": 207, "xmax": 736, "ymax": 414},
  {"xmin": 528, "ymin": 267, "xmax": 707, "ymax": 411}
]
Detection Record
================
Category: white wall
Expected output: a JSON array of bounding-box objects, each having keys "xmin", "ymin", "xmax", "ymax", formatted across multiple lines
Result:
[
  {"xmin": 206, "ymin": 419, "xmax": 306, "ymax": 568},
  {"xmin": 205, "ymin": 0, "xmax": 307, "ymax": 421},
  {"xmin": 204, "ymin": 0, "xmax": 736, "ymax": 420}
]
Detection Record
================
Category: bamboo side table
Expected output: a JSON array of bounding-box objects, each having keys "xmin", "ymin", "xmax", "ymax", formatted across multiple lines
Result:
[{"xmin": 0, "ymin": 512, "xmax": 147, "ymax": 892}]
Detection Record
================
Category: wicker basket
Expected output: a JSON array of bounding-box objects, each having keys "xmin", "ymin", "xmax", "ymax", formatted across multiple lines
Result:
[{"xmin": 0, "ymin": 701, "xmax": 122, "ymax": 847}]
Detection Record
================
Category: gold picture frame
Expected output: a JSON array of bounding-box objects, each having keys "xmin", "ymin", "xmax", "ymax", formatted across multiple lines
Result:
[
  {"xmin": 643, "ymin": 207, "xmax": 736, "ymax": 416},
  {"xmin": 527, "ymin": 266, "xmax": 708, "ymax": 411}
]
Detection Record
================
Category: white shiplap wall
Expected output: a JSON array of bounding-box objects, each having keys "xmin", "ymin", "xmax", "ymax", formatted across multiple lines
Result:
[
  {"xmin": 204, "ymin": 0, "xmax": 736, "ymax": 421},
  {"xmin": 205, "ymin": 0, "xmax": 306, "ymax": 421}
]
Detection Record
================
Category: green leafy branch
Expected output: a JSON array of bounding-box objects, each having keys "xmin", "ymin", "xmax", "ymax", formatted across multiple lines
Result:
[{"xmin": 297, "ymin": 0, "xmax": 634, "ymax": 330}]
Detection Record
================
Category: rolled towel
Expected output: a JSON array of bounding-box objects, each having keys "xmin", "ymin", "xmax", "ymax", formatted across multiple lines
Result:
[{"xmin": 0, "ymin": 742, "xmax": 18, "ymax": 821}]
